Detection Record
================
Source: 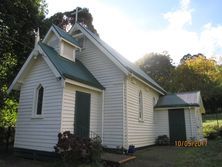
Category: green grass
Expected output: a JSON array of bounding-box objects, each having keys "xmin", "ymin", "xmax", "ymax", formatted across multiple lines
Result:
[
  {"xmin": 203, "ymin": 113, "xmax": 222, "ymax": 137},
  {"xmin": 123, "ymin": 139, "xmax": 222, "ymax": 167},
  {"xmin": 175, "ymin": 140, "xmax": 222, "ymax": 167}
]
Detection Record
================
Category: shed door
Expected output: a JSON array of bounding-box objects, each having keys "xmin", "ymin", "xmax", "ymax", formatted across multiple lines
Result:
[
  {"xmin": 168, "ymin": 109, "xmax": 186, "ymax": 144},
  {"xmin": 74, "ymin": 91, "xmax": 91, "ymax": 138}
]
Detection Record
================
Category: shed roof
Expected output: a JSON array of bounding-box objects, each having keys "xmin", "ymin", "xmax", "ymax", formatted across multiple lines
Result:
[
  {"xmin": 39, "ymin": 42, "xmax": 104, "ymax": 90},
  {"xmin": 155, "ymin": 91, "xmax": 205, "ymax": 112},
  {"xmin": 71, "ymin": 23, "xmax": 166, "ymax": 94}
]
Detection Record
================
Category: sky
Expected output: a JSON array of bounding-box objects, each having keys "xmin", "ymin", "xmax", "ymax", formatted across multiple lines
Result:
[{"xmin": 46, "ymin": 0, "xmax": 222, "ymax": 65}]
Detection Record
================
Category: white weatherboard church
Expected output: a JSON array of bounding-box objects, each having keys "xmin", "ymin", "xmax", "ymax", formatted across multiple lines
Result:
[{"xmin": 9, "ymin": 22, "xmax": 205, "ymax": 156}]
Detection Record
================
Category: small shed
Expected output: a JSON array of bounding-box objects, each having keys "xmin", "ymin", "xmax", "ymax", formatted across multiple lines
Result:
[{"xmin": 154, "ymin": 91, "xmax": 205, "ymax": 143}]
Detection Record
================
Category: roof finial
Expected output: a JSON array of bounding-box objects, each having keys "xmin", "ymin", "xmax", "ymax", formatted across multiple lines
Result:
[{"xmin": 34, "ymin": 28, "xmax": 40, "ymax": 46}]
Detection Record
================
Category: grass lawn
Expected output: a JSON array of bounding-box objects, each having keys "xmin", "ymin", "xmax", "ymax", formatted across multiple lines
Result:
[{"xmin": 125, "ymin": 139, "xmax": 222, "ymax": 167}]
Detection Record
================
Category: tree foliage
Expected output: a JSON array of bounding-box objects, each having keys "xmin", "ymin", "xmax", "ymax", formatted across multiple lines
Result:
[
  {"xmin": 172, "ymin": 55, "xmax": 222, "ymax": 112},
  {"xmin": 0, "ymin": 0, "xmax": 47, "ymax": 127},
  {"xmin": 136, "ymin": 53, "xmax": 222, "ymax": 113},
  {"xmin": 0, "ymin": 1, "xmax": 98, "ymax": 128},
  {"xmin": 40, "ymin": 7, "xmax": 98, "ymax": 37},
  {"xmin": 136, "ymin": 52, "xmax": 175, "ymax": 91}
]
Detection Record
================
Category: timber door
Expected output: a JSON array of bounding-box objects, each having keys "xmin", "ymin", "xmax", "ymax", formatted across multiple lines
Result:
[
  {"xmin": 168, "ymin": 109, "xmax": 186, "ymax": 144},
  {"xmin": 74, "ymin": 91, "xmax": 91, "ymax": 138}
]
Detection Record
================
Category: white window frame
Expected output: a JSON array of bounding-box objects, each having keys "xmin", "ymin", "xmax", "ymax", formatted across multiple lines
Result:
[
  {"xmin": 138, "ymin": 90, "xmax": 143, "ymax": 121},
  {"xmin": 32, "ymin": 84, "xmax": 44, "ymax": 118}
]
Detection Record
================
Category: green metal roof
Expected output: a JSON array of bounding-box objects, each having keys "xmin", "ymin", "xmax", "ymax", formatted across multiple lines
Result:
[
  {"xmin": 76, "ymin": 23, "xmax": 166, "ymax": 94},
  {"xmin": 155, "ymin": 91, "xmax": 201, "ymax": 108},
  {"xmin": 52, "ymin": 24, "xmax": 81, "ymax": 47},
  {"xmin": 39, "ymin": 42, "xmax": 104, "ymax": 90}
]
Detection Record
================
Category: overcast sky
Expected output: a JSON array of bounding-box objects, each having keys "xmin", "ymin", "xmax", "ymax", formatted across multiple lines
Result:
[{"xmin": 46, "ymin": 0, "xmax": 222, "ymax": 65}]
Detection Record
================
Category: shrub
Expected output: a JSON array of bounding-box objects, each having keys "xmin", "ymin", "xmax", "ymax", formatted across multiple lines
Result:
[
  {"xmin": 203, "ymin": 122, "xmax": 222, "ymax": 139},
  {"xmin": 54, "ymin": 131, "xmax": 102, "ymax": 167},
  {"xmin": 219, "ymin": 128, "xmax": 222, "ymax": 137},
  {"xmin": 155, "ymin": 135, "xmax": 170, "ymax": 145},
  {"xmin": 206, "ymin": 132, "xmax": 218, "ymax": 140}
]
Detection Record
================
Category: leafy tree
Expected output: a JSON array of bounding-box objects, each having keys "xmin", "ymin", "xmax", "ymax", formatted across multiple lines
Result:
[
  {"xmin": 172, "ymin": 55, "xmax": 222, "ymax": 113},
  {"xmin": 0, "ymin": 0, "xmax": 47, "ymax": 129},
  {"xmin": 180, "ymin": 53, "xmax": 204, "ymax": 64},
  {"xmin": 136, "ymin": 52, "xmax": 175, "ymax": 91},
  {"xmin": 40, "ymin": 7, "xmax": 98, "ymax": 37}
]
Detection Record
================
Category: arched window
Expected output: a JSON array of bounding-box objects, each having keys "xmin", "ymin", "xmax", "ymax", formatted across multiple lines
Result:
[
  {"xmin": 36, "ymin": 85, "xmax": 44, "ymax": 115},
  {"xmin": 139, "ymin": 90, "xmax": 143, "ymax": 120},
  {"xmin": 153, "ymin": 97, "xmax": 156, "ymax": 106}
]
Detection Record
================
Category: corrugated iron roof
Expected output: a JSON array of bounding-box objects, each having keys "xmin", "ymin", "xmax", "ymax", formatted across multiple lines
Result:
[
  {"xmin": 39, "ymin": 42, "xmax": 104, "ymax": 90},
  {"xmin": 155, "ymin": 91, "xmax": 201, "ymax": 108},
  {"xmin": 52, "ymin": 24, "xmax": 81, "ymax": 48},
  {"xmin": 75, "ymin": 23, "xmax": 166, "ymax": 94}
]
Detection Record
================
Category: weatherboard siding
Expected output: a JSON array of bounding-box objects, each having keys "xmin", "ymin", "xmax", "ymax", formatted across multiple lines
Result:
[
  {"xmin": 184, "ymin": 108, "xmax": 197, "ymax": 140},
  {"xmin": 184, "ymin": 108, "xmax": 203, "ymax": 140},
  {"xmin": 196, "ymin": 108, "xmax": 204, "ymax": 139},
  {"xmin": 61, "ymin": 83, "xmax": 102, "ymax": 136},
  {"xmin": 154, "ymin": 109, "xmax": 169, "ymax": 138},
  {"xmin": 154, "ymin": 107, "xmax": 203, "ymax": 140},
  {"xmin": 126, "ymin": 78, "xmax": 159, "ymax": 147},
  {"xmin": 47, "ymin": 33, "xmax": 60, "ymax": 53},
  {"xmin": 76, "ymin": 38, "xmax": 125, "ymax": 148},
  {"xmin": 14, "ymin": 56, "xmax": 63, "ymax": 152}
]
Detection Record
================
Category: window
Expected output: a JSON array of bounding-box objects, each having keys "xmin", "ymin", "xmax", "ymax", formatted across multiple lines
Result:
[
  {"xmin": 139, "ymin": 90, "xmax": 143, "ymax": 120},
  {"xmin": 35, "ymin": 85, "xmax": 44, "ymax": 116},
  {"xmin": 153, "ymin": 97, "xmax": 156, "ymax": 106}
]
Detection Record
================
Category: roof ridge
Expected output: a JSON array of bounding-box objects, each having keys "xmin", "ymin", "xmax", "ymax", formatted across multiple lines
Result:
[{"xmin": 76, "ymin": 23, "xmax": 166, "ymax": 94}]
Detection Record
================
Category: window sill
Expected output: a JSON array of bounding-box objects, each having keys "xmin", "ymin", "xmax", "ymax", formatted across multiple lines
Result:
[
  {"xmin": 138, "ymin": 119, "xmax": 144, "ymax": 122},
  {"xmin": 31, "ymin": 115, "xmax": 44, "ymax": 119}
]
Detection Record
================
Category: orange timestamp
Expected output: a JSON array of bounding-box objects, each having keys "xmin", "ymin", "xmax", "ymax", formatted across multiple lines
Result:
[{"xmin": 175, "ymin": 140, "xmax": 207, "ymax": 147}]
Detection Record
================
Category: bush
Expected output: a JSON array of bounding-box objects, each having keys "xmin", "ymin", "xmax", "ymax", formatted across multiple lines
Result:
[
  {"xmin": 54, "ymin": 131, "xmax": 102, "ymax": 167},
  {"xmin": 203, "ymin": 122, "xmax": 222, "ymax": 139},
  {"xmin": 155, "ymin": 135, "xmax": 170, "ymax": 145},
  {"xmin": 206, "ymin": 132, "xmax": 218, "ymax": 140}
]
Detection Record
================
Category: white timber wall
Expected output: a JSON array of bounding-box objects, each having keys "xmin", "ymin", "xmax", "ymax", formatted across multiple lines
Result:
[
  {"xmin": 14, "ymin": 56, "xmax": 63, "ymax": 152},
  {"xmin": 61, "ymin": 83, "xmax": 102, "ymax": 136},
  {"xmin": 47, "ymin": 33, "xmax": 60, "ymax": 53},
  {"xmin": 126, "ymin": 78, "xmax": 159, "ymax": 148},
  {"xmin": 76, "ymin": 38, "xmax": 125, "ymax": 148},
  {"xmin": 154, "ymin": 109, "xmax": 169, "ymax": 138},
  {"xmin": 185, "ymin": 108, "xmax": 203, "ymax": 140},
  {"xmin": 61, "ymin": 41, "xmax": 75, "ymax": 61},
  {"xmin": 154, "ymin": 107, "xmax": 203, "ymax": 141},
  {"xmin": 184, "ymin": 108, "xmax": 197, "ymax": 140}
]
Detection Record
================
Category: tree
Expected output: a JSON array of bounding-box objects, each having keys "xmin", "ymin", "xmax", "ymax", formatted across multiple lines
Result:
[
  {"xmin": 0, "ymin": 0, "xmax": 47, "ymax": 131},
  {"xmin": 40, "ymin": 7, "xmax": 98, "ymax": 37},
  {"xmin": 136, "ymin": 52, "xmax": 175, "ymax": 91},
  {"xmin": 180, "ymin": 53, "xmax": 206, "ymax": 64},
  {"xmin": 172, "ymin": 55, "xmax": 222, "ymax": 113}
]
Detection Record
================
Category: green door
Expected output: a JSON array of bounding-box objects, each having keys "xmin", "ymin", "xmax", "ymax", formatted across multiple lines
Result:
[
  {"xmin": 168, "ymin": 109, "xmax": 186, "ymax": 144},
  {"xmin": 74, "ymin": 91, "xmax": 91, "ymax": 138}
]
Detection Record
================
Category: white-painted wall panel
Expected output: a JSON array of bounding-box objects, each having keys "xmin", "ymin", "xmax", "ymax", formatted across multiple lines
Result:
[
  {"xmin": 47, "ymin": 33, "xmax": 60, "ymax": 53},
  {"xmin": 61, "ymin": 83, "xmax": 102, "ymax": 137},
  {"xmin": 76, "ymin": 38, "xmax": 125, "ymax": 148},
  {"xmin": 126, "ymin": 78, "xmax": 159, "ymax": 147},
  {"xmin": 14, "ymin": 56, "xmax": 63, "ymax": 152},
  {"xmin": 154, "ymin": 109, "xmax": 169, "ymax": 138}
]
